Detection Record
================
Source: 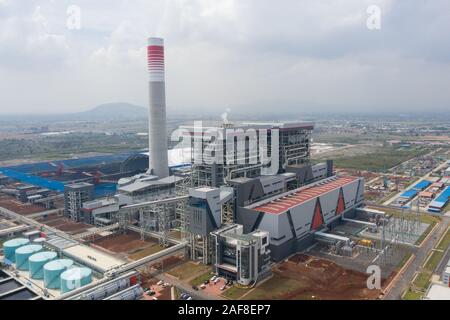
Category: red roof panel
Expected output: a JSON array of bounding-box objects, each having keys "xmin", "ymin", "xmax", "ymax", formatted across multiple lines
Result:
[{"xmin": 253, "ymin": 176, "xmax": 358, "ymax": 215}]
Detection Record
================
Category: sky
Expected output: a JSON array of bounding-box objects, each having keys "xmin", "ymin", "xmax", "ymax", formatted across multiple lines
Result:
[{"xmin": 0, "ymin": 0, "xmax": 449, "ymax": 115}]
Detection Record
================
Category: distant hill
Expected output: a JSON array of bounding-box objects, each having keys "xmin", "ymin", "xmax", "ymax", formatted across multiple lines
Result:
[{"xmin": 79, "ymin": 102, "xmax": 147, "ymax": 120}]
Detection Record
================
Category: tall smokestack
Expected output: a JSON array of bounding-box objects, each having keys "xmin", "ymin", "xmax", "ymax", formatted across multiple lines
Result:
[{"xmin": 147, "ymin": 37, "xmax": 169, "ymax": 178}]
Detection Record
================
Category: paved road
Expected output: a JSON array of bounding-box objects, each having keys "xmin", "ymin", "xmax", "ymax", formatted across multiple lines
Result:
[
  {"xmin": 384, "ymin": 216, "xmax": 450, "ymax": 299},
  {"xmin": 155, "ymin": 273, "xmax": 224, "ymax": 301}
]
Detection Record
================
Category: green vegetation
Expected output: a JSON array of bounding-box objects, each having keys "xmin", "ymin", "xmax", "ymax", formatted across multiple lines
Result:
[
  {"xmin": 244, "ymin": 274, "xmax": 305, "ymax": 300},
  {"xmin": 333, "ymin": 146, "xmax": 430, "ymax": 171},
  {"xmin": 190, "ymin": 271, "xmax": 214, "ymax": 286},
  {"xmin": 403, "ymin": 288, "xmax": 424, "ymax": 300},
  {"xmin": 373, "ymin": 206, "xmax": 440, "ymax": 224},
  {"xmin": 424, "ymin": 250, "xmax": 444, "ymax": 271},
  {"xmin": 0, "ymin": 132, "xmax": 147, "ymax": 161},
  {"xmin": 412, "ymin": 271, "xmax": 432, "ymax": 290},
  {"xmin": 222, "ymin": 285, "xmax": 252, "ymax": 300},
  {"xmin": 312, "ymin": 133, "xmax": 385, "ymax": 145},
  {"xmin": 166, "ymin": 262, "xmax": 211, "ymax": 281},
  {"xmin": 436, "ymin": 228, "xmax": 450, "ymax": 251}
]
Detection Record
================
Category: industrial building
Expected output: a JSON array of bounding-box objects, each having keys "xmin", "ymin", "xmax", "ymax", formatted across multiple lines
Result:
[
  {"xmin": 236, "ymin": 175, "xmax": 364, "ymax": 261},
  {"xmin": 186, "ymin": 187, "xmax": 234, "ymax": 264},
  {"xmin": 443, "ymin": 267, "xmax": 450, "ymax": 287},
  {"xmin": 64, "ymin": 183, "xmax": 94, "ymax": 222},
  {"xmin": 179, "ymin": 121, "xmax": 314, "ymax": 187},
  {"xmin": 428, "ymin": 186, "xmax": 450, "ymax": 213},
  {"xmin": 211, "ymin": 224, "xmax": 271, "ymax": 285},
  {"xmin": 82, "ymin": 198, "xmax": 120, "ymax": 226},
  {"xmin": 425, "ymin": 284, "xmax": 450, "ymax": 300}
]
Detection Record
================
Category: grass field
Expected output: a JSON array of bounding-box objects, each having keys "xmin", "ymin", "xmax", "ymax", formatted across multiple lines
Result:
[
  {"xmin": 403, "ymin": 288, "xmax": 424, "ymax": 300},
  {"xmin": 412, "ymin": 271, "xmax": 432, "ymax": 290},
  {"xmin": 244, "ymin": 274, "xmax": 306, "ymax": 300},
  {"xmin": 333, "ymin": 147, "xmax": 429, "ymax": 171},
  {"xmin": 190, "ymin": 271, "xmax": 214, "ymax": 286},
  {"xmin": 436, "ymin": 228, "xmax": 450, "ymax": 251},
  {"xmin": 166, "ymin": 261, "xmax": 211, "ymax": 281},
  {"xmin": 371, "ymin": 206, "xmax": 440, "ymax": 225},
  {"xmin": 222, "ymin": 286, "xmax": 252, "ymax": 300},
  {"xmin": 424, "ymin": 250, "xmax": 444, "ymax": 271}
]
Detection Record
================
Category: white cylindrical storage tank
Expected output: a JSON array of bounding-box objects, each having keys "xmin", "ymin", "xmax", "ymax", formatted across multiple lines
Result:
[
  {"xmin": 29, "ymin": 251, "xmax": 57, "ymax": 279},
  {"xmin": 33, "ymin": 237, "xmax": 46, "ymax": 244},
  {"xmin": 15, "ymin": 244, "xmax": 42, "ymax": 271},
  {"xmin": 2, "ymin": 238, "xmax": 30, "ymax": 263},
  {"xmin": 43, "ymin": 259, "xmax": 74, "ymax": 289},
  {"xmin": 60, "ymin": 267, "xmax": 92, "ymax": 294}
]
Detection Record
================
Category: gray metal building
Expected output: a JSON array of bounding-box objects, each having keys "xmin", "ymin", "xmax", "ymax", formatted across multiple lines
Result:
[
  {"xmin": 179, "ymin": 121, "xmax": 314, "ymax": 187},
  {"xmin": 64, "ymin": 182, "xmax": 94, "ymax": 222},
  {"xmin": 211, "ymin": 224, "xmax": 271, "ymax": 285},
  {"xmin": 237, "ymin": 175, "xmax": 364, "ymax": 261}
]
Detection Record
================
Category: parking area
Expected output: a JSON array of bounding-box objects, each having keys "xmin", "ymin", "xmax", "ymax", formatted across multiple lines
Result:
[
  {"xmin": 191, "ymin": 275, "xmax": 230, "ymax": 297},
  {"xmin": 140, "ymin": 277, "xmax": 172, "ymax": 301}
]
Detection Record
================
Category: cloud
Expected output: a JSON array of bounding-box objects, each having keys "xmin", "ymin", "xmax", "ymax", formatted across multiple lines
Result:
[
  {"xmin": 0, "ymin": 5, "xmax": 70, "ymax": 71},
  {"xmin": 0, "ymin": 0, "xmax": 450, "ymax": 114}
]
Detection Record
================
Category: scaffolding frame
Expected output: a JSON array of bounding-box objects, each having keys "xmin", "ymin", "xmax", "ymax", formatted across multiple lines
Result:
[
  {"xmin": 115, "ymin": 195, "xmax": 189, "ymax": 247},
  {"xmin": 188, "ymin": 233, "xmax": 213, "ymax": 265}
]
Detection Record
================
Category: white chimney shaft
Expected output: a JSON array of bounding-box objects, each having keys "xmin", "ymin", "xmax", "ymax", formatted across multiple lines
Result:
[{"xmin": 147, "ymin": 37, "xmax": 169, "ymax": 178}]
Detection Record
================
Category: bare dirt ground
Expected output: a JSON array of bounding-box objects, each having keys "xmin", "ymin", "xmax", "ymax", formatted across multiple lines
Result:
[
  {"xmin": 0, "ymin": 195, "xmax": 47, "ymax": 215},
  {"xmin": 282, "ymin": 255, "xmax": 382, "ymax": 299},
  {"xmin": 91, "ymin": 231, "xmax": 157, "ymax": 255},
  {"xmin": 36, "ymin": 213, "xmax": 91, "ymax": 234},
  {"xmin": 336, "ymin": 168, "xmax": 379, "ymax": 180},
  {"xmin": 153, "ymin": 255, "xmax": 185, "ymax": 272},
  {"xmin": 246, "ymin": 255, "xmax": 382, "ymax": 300},
  {"xmin": 313, "ymin": 144, "xmax": 377, "ymax": 161}
]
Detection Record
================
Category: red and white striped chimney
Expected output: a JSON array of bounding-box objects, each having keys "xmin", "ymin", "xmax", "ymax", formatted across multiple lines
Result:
[
  {"xmin": 147, "ymin": 37, "xmax": 169, "ymax": 178},
  {"xmin": 147, "ymin": 38, "xmax": 165, "ymax": 82}
]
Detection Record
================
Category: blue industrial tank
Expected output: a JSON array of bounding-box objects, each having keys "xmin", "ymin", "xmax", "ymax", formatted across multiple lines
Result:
[
  {"xmin": 43, "ymin": 259, "xmax": 74, "ymax": 289},
  {"xmin": 15, "ymin": 244, "xmax": 42, "ymax": 271},
  {"xmin": 29, "ymin": 251, "xmax": 57, "ymax": 279},
  {"xmin": 2, "ymin": 238, "xmax": 30, "ymax": 263}
]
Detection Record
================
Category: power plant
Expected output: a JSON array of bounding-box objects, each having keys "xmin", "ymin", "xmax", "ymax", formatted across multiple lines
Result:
[{"xmin": 1, "ymin": 36, "xmax": 440, "ymax": 301}]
